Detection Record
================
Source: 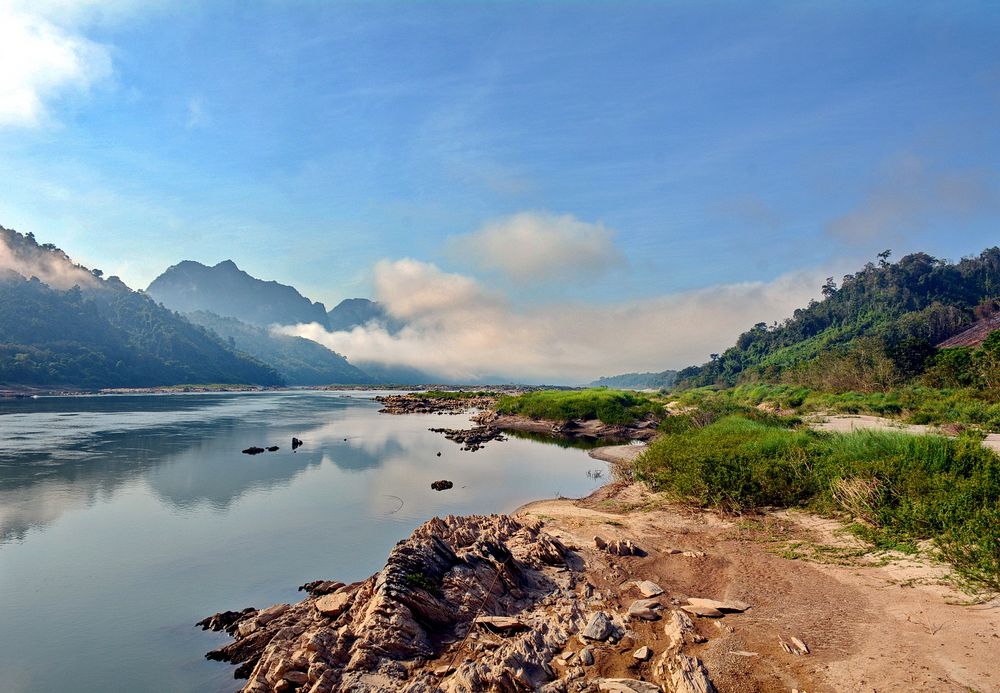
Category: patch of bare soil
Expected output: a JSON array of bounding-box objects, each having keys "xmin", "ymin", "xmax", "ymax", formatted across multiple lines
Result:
[{"xmin": 517, "ymin": 484, "xmax": 1000, "ymax": 693}]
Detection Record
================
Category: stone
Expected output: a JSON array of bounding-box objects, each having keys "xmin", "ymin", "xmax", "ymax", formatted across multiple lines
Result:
[
  {"xmin": 730, "ymin": 651, "xmax": 758, "ymax": 657},
  {"xmin": 628, "ymin": 598, "xmax": 663, "ymax": 621},
  {"xmin": 242, "ymin": 446, "xmax": 265, "ymax": 455},
  {"xmin": 314, "ymin": 592, "xmax": 351, "ymax": 618},
  {"xmin": 681, "ymin": 551, "xmax": 705, "ymax": 558},
  {"xmin": 282, "ymin": 670, "xmax": 308, "ymax": 685},
  {"xmin": 580, "ymin": 647, "xmax": 595, "ymax": 665},
  {"xmin": 634, "ymin": 580, "xmax": 664, "ymax": 597},
  {"xmin": 684, "ymin": 597, "xmax": 749, "ymax": 613},
  {"xmin": 668, "ymin": 654, "xmax": 715, "ymax": 693},
  {"xmin": 663, "ymin": 609, "xmax": 696, "ymax": 650},
  {"xmin": 582, "ymin": 611, "xmax": 615, "ymax": 641},
  {"xmin": 780, "ymin": 637, "xmax": 809, "ymax": 655},
  {"xmin": 266, "ymin": 446, "xmax": 279, "ymax": 452},
  {"xmin": 473, "ymin": 615, "xmax": 527, "ymax": 633},
  {"xmin": 595, "ymin": 678, "xmax": 662, "ymax": 693},
  {"xmin": 291, "ymin": 437, "xmax": 303, "ymax": 450},
  {"xmin": 434, "ymin": 665, "xmax": 455, "ymax": 676},
  {"xmin": 431, "ymin": 479, "xmax": 454, "ymax": 491},
  {"xmin": 594, "ymin": 536, "xmax": 608, "ymax": 550},
  {"xmin": 633, "ymin": 646, "xmax": 652, "ymax": 661},
  {"xmin": 681, "ymin": 604, "xmax": 724, "ymax": 618}
]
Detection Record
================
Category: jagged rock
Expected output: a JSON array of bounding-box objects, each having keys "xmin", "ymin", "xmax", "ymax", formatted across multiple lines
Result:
[
  {"xmin": 780, "ymin": 637, "xmax": 810, "ymax": 655},
  {"xmin": 634, "ymin": 580, "xmax": 664, "ymax": 597},
  {"xmin": 201, "ymin": 514, "xmax": 580, "ymax": 692},
  {"xmin": 663, "ymin": 609, "xmax": 697, "ymax": 650},
  {"xmin": 281, "ymin": 670, "xmax": 307, "ymax": 684},
  {"xmin": 242, "ymin": 446, "xmax": 265, "ymax": 455},
  {"xmin": 196, "ymin": 608, "xmax": 257, "ymax": 635},
  {"xmin": 594, "ymin": 536, "xmax": 608, "ymax": 550},
  {"xmin": 633, "ymin": 646, "xmax": 652, "ymax": 661},
  {"xmin": 582, "ymin": 612, "xmax": 615, "ymax": 641},
  {"xmin": 430, "ymin": 479, "xmax": 454, "ymax": 491},
  {"xmin": 628, "ymin": 599, "xmax": 663, "ymax": 621},
  {"xmin": 291, "ymin": 437, "xmax": 303, "ymax": 450},
  {"xmin": 684, "ymin": 598, "xmax": 748, "ymax": 613},
  {"xmin": 606, "ymin": 539, "xmax": 645, "ymax": 557},
  {"xmin": 595, "ymin": 678, "xmax": 662, "ymax": 693},
  {"xmin": 655, "ymin": 653, "xmax": 715, "ymax": 693}
]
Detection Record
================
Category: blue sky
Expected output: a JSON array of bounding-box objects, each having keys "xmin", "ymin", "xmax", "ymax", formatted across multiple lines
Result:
[{"xmin": 2, "ymin": 1, "xmax": 999, "ymax": 379}]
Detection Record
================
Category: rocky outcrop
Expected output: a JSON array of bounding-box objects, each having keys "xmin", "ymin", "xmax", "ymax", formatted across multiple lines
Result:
[
  {"xmin": 375, "ymin": 394, "xmax": 498, "ymax": 415},
  {"xmin": 201, "ymin": 515, "xmax": 585, "ymax": 692}
]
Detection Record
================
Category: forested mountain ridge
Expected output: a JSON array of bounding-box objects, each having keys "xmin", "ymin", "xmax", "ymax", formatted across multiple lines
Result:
[
  {"xmin": 186, "ymin": 310, "xmax": 373, "ymax": 385},
  {"xmin": 0, "ymin": 226, "xmax": 283, "ymax": 388},
  {"xmin": 677, "ymin": 248, "xmax": 1000, "ymax": 389},
  {"xmin": 147, "ymin": 259, "xmax": 330, "ymax": 328},
  {"xmin": 327, "ymin": 297, "xmax": 405, "ymax": 333},
  {"xmin": 589, "ymin": 370, "xmax": 678, "ymax": 390}
]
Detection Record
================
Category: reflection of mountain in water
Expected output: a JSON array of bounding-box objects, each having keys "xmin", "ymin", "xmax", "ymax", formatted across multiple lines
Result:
[{"xmin": 0, "ymin": 393, "xmax": 401, "ymax": 542}]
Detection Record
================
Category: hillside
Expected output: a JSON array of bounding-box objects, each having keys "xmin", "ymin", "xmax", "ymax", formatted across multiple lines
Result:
[
  {"xmin": 186, "ymin": 311, "xmax": 372, "ymax": 385},
  {"xmin": 588, "ymin": 370, "xmax": 677, "ymax": 390},
  {"xmin": 677, "ymin": 248, "xmax": 1000, "ymax": 389},
  {"xmin": 147, "ymin": 260, "xmax": 329, "ymax": 328},
  {"xmin": 0, "ymin": 227, "xmax": 283, "ymax": 389}
]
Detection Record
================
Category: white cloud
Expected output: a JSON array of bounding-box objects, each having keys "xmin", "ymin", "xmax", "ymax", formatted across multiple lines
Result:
[
  {"xmin": 284, "ymin": 259, "xmax": 829, "ymax": 384},
  {"xmin": 0, "ymin": 3, "xmax": 113, "ymax": 127},
  {"xmin": 0, "ymin": 232, "xmax": 98, "ymax": 289},
  {"xmin": 826, "ymin": 155, "xmax": 999, "ymax": 244},
  {"xmin": 185, "ymin": 97, "xmax": 209, "ymax": 129},
  {"xmin": 447, "ymin": 211, "xmax": 625, "ymax": 283}
]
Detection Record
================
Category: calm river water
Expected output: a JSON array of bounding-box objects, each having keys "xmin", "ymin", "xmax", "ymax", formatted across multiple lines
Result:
[{"xmin": 0, "ymin": 391, "xmax": 607, "ymax": 692}]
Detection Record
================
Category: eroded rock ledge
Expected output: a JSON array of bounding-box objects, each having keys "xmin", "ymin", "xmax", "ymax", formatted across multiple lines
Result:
[{"xmin": 201, "ymin": 514, "xmax": 715, "ymax": 693}]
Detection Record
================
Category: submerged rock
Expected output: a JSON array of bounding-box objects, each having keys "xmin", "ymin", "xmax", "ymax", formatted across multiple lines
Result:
[
  {"xmin": 241, "ymin": 446, "xmax": 265, "ymax": 455},
  {"xmin": 430, "ymin": 479, "xmax": 454, "ymax": 491},
  {"xmin": 291, "ymin": 437, "xmax": 303, "ymax": 450}
]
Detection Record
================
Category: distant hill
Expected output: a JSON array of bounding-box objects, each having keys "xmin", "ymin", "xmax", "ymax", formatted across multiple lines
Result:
[
  {"xmin": 147, "ymin": 260, "xmax": 329, "ymax": 328},
  {"xmin": 589, "ymin": 370, "xmax": 678, "ymax": 390},
  {"xmin": 186, "ymin": 311, "xmax": 372, "ymax": 385},
  {"xmin": 0, "ymin": 226, "xmax": 283, "ymax": 388},
  {"xmin": 327, "ymin": 297, "xmax": 404, "ymax": 333},
  {"xmin": 677, "ymin": 248, "xmax": 1000, "ymax": 389}
]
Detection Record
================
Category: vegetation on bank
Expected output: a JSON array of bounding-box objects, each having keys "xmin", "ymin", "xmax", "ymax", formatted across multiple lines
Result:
[
  {"xmin": 634, "ymin": 411, "xmax": 1000, "ymax": 592},
  {"xmin": 496, "ymin": 388, "xmax": 663, "ymax": 425},
  {"xmin": 674, "ymin": 383, "xmax": 1000, "ymax": 431}
]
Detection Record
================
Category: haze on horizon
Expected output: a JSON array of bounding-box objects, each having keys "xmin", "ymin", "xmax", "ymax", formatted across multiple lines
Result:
[{"xmin": 1, "ymin": 1, "xmax": 999, "ymax": 383}]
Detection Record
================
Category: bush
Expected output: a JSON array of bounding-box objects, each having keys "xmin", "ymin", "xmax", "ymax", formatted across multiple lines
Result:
[{"xmin": 495, "ymin": 389, "xmax": 664, "ymax": 425}]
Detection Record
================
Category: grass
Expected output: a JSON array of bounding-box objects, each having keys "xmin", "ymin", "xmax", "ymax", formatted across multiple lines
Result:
[
  {"xmin": 495, "ymin": 388, "xmax": 664, "ymax": 425},
  {"xmin": 634, "ymin": 414, "xmax": 1000, "ymax": 593},
  {"xmin": 673, "ymin": 383, "xmax": 1000, "ymax": 432}
]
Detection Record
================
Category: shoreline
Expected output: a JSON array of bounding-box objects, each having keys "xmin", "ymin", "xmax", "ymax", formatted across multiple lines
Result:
[{"xmin": 199, "ymin": 426, "xmax": 1000, "ymax": 692}]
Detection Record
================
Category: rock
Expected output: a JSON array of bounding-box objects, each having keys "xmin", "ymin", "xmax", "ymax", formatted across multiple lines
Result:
[
  {"xmin": 196, "ymin": 608, "xmax": 256, "ymax": 635},
  {"xmin": 580, "ymin": 647, "xmax": 595, "ymax": 665},
  {"xmin": 681, "ymin": 551, "xmax": 705, "ymax": 558},
  {"xmin": 628, "ymin": 598, "xmax": 663, "ymax": 621},
  {"xmin": 780, "ymin": 637, "xmax": 810, "ymax": 655},
  {"xmin": 314, "ymin": 591, "xmax": 352, "ymax": 618},
  {"xmin": 255, "ymin": 603, "xmax": 290, "ymax": 625},
  {"xmin": 266, "ymin": 445, "xmax": 279, "ymax": 452},
  {"xmin": 681, "ymin": 604, "xmax": 724, "ymax": 618},
  {"xmin": 595, "ymin": 678, "xmax": 662, "ymax": 693},
  {"xmin": 282, "ymin": 670, "xmax": 308, "ymax": 685},
  {"xmin": 606, "ymin": 539, "xmax": 645, "ymax": 556},
  {"xmin": 633, "ymin": 646, "xmax": 652, "ymax": 661},
  {"xmin": 666, "ymin": 654, "xmax": 715, "ymax": 693},
  {"xmin": 242, "ymin": 446, "xmax": 265, "ymax": 455},
  {"xmin": 473, "ymin": 615, "xmax": 527, "ymax": 633},
  {"xmin": 434, "ymin": 665, "xmax": 455, "ymax": 676},
  {"xmin": 634, "ymin": 580, "xmax": 664, "ymax": 597},
  {"xmin": 582, "ymin": 612, "xmax": 615, "ymax": 641},
  {"xmin": 298, "ymin": 580, "xmax": 345, "ymax": 596},
  {"xmin": 663, "ymin": 609, "xmax": 696, "ymax": 650},
  {"xmin": 430, "ymin": 479, "xmax": 454, "ymax": 491},
  {"xmin": 291, "ymin": 437, "xmax": 303, "ymax": 450},
  {"xmin": 730, "ymin": 651, "xmax": 758, "ymax": 657},
  {"xmin": 594, "ymin": 536, "xmax": 608, "ymax": 550},
  {"xmin": 436, "ymin": 451, "xmax": 442, "ymax": 456},
  {"xmin": 684, "ymin": 597, "xmax": 749, "ymax": 613}
]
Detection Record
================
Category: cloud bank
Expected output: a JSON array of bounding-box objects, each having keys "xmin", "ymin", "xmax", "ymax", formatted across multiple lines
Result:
[
  {"xmin": 0, "ymin": 3, "xmax": 113, "ymax": 127},
  {"xmin": 447, "ymin": 211, "xmax": 624, "ymax": 283},
  {"xmin": 285, "ymin": 258, "xmax": 826, "ymax": 384},
  {"xmin": 0, "ymin": 232, "xmax": 98, "ymax": 289}
]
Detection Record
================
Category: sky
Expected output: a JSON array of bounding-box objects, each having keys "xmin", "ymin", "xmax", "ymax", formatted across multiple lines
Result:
[{"xmin": 1, "ymin": 1, "xmax": 999, "ymax": 382}]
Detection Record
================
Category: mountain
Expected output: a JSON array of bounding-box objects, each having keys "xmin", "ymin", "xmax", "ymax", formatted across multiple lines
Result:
[
  {"xmin": 147, "ymin": 260, "xmax": 329, "ymax": 328},
  {"xmin": 676, "ymin": 248, "xmax": 1000, "ymax": 389},
  {"xmin": 186, "ymin": 311, "xmax": 372, "ymax": 385},
  {"xmin": 0, "ymin": 226, "xmax": 283, "ymax": 388},
  {"xmin": 327, "ymin": 298, "xmax": 404, "ymax": 333},
  {"xmin": 589, "ymin": 370, "xmax": 678, "ymax": 390}
]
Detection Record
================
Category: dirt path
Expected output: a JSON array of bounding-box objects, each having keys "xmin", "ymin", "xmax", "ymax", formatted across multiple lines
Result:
[{"xmin": 516, "ymin": 483, "xmax": 1000, "ymax": 693}]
